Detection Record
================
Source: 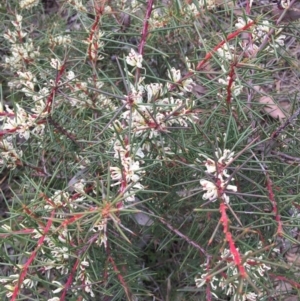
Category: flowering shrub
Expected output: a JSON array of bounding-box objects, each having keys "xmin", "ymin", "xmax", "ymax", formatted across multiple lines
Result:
[{"xmin": 1, "ymin": 0, "xmax": 300, "ymax": 300}]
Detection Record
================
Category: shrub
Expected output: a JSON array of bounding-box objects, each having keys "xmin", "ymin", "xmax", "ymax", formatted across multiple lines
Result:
[{"xmin": 1, "ymin": 0, "xmax": 300, "ymax": 300}]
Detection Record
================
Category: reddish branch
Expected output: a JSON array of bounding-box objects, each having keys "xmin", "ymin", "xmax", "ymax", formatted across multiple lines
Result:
[
  {"xmin": 265, "ymin": 172, "xmax": 283, "ymax": 236},
  {"xmin": 45, "ymin": 64, "xmax": 66, "ymax": 113},
  {"xmin": 169, "ymin": 20, "xmax": 255, "ymax": 91},
  {"xmin": 11, "ymin": 210, "xmax": 55, "ymax": 301},
  {"xmin": 87, "ymin": 1, "xmax": 105, "ymax": 63},
  {"xmin": 108, "ymin": 255, "xmax": 132, "ymax": 300},
  {"xmin": 269, "ymin": 274, "xmax": 300, "ymax": 289},
  {"xmin": 196, "ymin": 21, "xmax": 255, "ymax": 71},
  {"xmin": 135, "ymin": 0, "xmax": 154, "ymax": 83},
  {"xmin": 219, "ymin": 199, "xmax": 246, "ymax": 278},
  {"xmin": 226, "ymin": 63, "xmax": 236, "ymax": 104},
  {"xmin": 138, "ymin": 0, "xmax": 154, "ymax": 57},
  {"xmin": 0, "ymin": 228, "xmax": 34, "ymax": 239},
  {"xmin": 59, "ymin": 258, "xmax": 80, "ymax": 301}
]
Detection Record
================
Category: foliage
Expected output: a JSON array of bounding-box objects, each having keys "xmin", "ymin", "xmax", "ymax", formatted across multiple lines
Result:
[{"xmin": 1, "ymin": 0, "xmax": 300, "ymax": 300}]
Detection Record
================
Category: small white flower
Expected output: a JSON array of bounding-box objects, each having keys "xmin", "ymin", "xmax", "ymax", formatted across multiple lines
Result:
[
  {"xmin": 110, "ymin": 166, "xmax": 122, "ymax": 183},
  {"xmin": 49, "ymin": 35, "xmax": 72, "ymax": 48},
  {"xmin": 50, "ymin": 58, "xmax": 63, "ymax": 70},
  {"xmin": 195, "ymin": 273, "xmax": 207, "ymax": 288},
  {"xmin": 200, "ymin": 179, "xmax": 218, "ymax": 201},
  {"xmin": 66, "ymin": 71, "xmax": 75, "ymax": 80},
  {"xmin": 257, "ymin": 263, "xmax": 271, "ymax": 276},
  {"xmin": 168, "ymin": 67, "xmax": 181, "ymax": 82},
  {"xmin": 81, "ymin": 259, "xmax": 90, "ymax": 267},
  {"xmin": 22, "ymin": 278, "xmax": 36, "ymax": 288},
  {"xmin": 19, "ymin": 0, "xmax": 39, "ymax": 9},
  {"xmin": 226, "ymin": 184, "xmax": 237, "ymax": 192},
  {"xmin": 217, "ymin": 44, "xmax": 235, "ymax": 61},
  {"xmin": 235, "ymin": 17, "xmax": 253, "ymax": 29},
  {"xmin": 52, "ymin": 281, "xmax": 64, "ymax": 294},
  {"xmin": 126, "ymin": 48, "xmax": 143, "ymax": 68},
  {"xmin": 245, "ymin": 292, "xmax": 257, "ymax": 301},
  {"xmin": 145, "ymin": 83, "xmax": 163, "ymax": 101},
  {"xmin": 15, "ymin": 14, "xmax": 23, "ymax": 23},
  {"xmin": 182, "ymin": 78, "xmax": 194, "ymax": 92},
  {"xmin": 274, "ymin": 35, "xmax": 286, "ymax": 47}
]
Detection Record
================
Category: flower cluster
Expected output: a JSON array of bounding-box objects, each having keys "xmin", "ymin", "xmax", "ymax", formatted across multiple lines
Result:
[
  {"xmin": 110, "ymin": 138, "xmax": 145, "ymax": 202},
  {"xmin": 19, "ymin": 0, "xmax": 39, "ymax": 10},
  {"xmin": 3, "ymin": 14, "xmax": 40, "ymax": 70},
  {"xmin": 83, "ymin": 29, "xmax": 105, "ymax": 62},
  {"xmin": 92, "ymin": 218, "xmax": 108, "ymax": 248},
  {"xmin": 49, "ymin": 35, "xmax": 72, "ymax": 48},
  {"xmin": 66, "ymin": 0, "xmax": 87, "ymax": 12},
  {"xmin": 216, "ymin": 44, "xmax": 244, "ymax": 100},
  {"xmin": 126, "ymin": 48, "xmax": 143, "ymax": 69},
  {"xmin": 72, "ymin": 258, "xmax": 95, "ymax": 298},
  {"xmin": 122, "ymin": 53, "xmax": 197, "ymax": 139},
  {"xmin": 149, "ymin": 5, "xmax": 169, "ymax": 28},
  {"xmin": 167, "ymin": 67, "xmax": 194, "ymax": 92},
  {"xmin": 200, "ymin": 148, "xmax": 237, "ymax": 203},
  {"xmin": 0, "ymin": 103, "xmax": 45, "ymax": 146},
  {"xmin": 195, "ymin": 248, "xmax": 271, "ymax": 300},
  {"xmin": 0, "ymin": 274, "xmax": 37, "ymax": 298},
  {"xmin": 235, "ymin": 17, "xmax": 286, "ymax": 55},
  {"xmin": 185, "ymin": 0, "xmax": 217, "ymax": 16},
  {"xmin": 0, "ymin": 138, "xmax": 23, "ymax": 170}
]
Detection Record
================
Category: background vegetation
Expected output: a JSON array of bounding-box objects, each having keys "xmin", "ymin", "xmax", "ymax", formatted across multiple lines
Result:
[{"xmin": 1, "ymin": 0, "xmax": 300, "ymax": 300}]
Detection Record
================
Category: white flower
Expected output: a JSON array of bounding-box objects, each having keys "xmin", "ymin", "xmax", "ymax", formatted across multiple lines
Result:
[
  {"xmin": 22, "ymin": 278, "xmax": 36, "ymax": 288},
  {"xmin": 50, "ymin": 58, "xmax": 63, "ymax": 70},
  {"xmin": 217, "ymin": 44, "xmax": 235, "ymax": 61},
  {"xmin": 257, "ymin": 263, "xmax": 271, "ymax": 276},
  {"xmin": 274, "ymin": 35, "xmax": 286, "ymax": 47},
  {"xmin": 226, "ymin": 184, "xmax": 237, "ymax": 192},
  {"xmin": 245, "ymin": 292, "xmax": 257, "ymax": 301},
  {"xmin": 182, "ymin": 78, "xmax": 194, "ymax": 92},
  {"xmin": 168, "ymin": 67, "xmax": 181, "ymax": 82},
  {"xmin": 216, "ymin": 148, "xmax": 234, "ymax": 165},
  {"xmin": 15, "ymin": 14, "xmax": 23, "ymax": 23},
  {"xmin": 66, "ymin": 71, "xmax": 75, "ymax": 80},
  {"xmin": 204, "ymin": 158, "xmax": 217, "ymax": 174},
  {"xmin": 52, "ymin": 281, "xmax": 64, "ymax": 294},
  {"xmin": 200, "ymin": 179, "xmax": 218, "ymax": 201},
  {"xmin": 126, "ymin": 48, "xmax": 143, "ymax": 68},
  {"xmin": 19, "ymin": 0, "xmax": 39, "ymax": 9},
  {"xmin": 49, "ymin": 35, "xmax": 72, "ymax": 48},
  {"xmin": 199, "ymin": 0, "xmax": 216, "ymax": 10},
  {"xmin": 195, "ymin": 273, "xmax": 207, "ymax": 288},
  {"xmin": 145, "ymin": 83, "xmax": 163, "ymax": 101},
  {"xmin": 110, "ymin": 166, "xmax": 122, "ymax": 184},
  {"xmin": 73, "ymin": 180, "xmax": 86, "ymax": 194},
  {"xmin": 201, "ymin": 148, "xmax": 235, "ymax": 176},
  {"xmin": 3, "ymin": 29, "xmax": 18, "ymax": 44},
  {"xmin": 235, "ymin": 17, "xmax": 253, "ymax": 29}
]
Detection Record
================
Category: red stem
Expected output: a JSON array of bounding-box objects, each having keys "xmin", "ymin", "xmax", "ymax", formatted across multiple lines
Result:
[
  {"xmin": 226, "ymin": 63, "xmax": 236, "ymax": 104},
  {"xmin": 168, "ymin": 20, "xmax": 255, "ymax": 91},
  {"xmin": 219, "ymin": 200, "xmax": 246, "ymax": 278},
  {"xmin": 266, "ymin": 173, "xmax": 283, "ymax": 236},
  {"xmin": 11, "ymin": 210, "xmax": 55, "ymax": 301},
  {"xmin": 45, "ymin": 64, "xmax": 66, "ymax": 113},
  {"xmin": 135, "ymin": 0, "xmax": 154, "ymax": 83},
  {"xmin": 59, "ymin": 259, "xmax": 80, "ymax": 301},
  {"xmin": 108, "ymin": 255, "xmax": 132, "ymax": 299}
]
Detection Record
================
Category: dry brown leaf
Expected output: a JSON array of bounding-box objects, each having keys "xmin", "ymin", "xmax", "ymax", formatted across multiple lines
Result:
[{"xmin": 259, "ymin": 96, "xmax": 286, "ymax": 121}]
